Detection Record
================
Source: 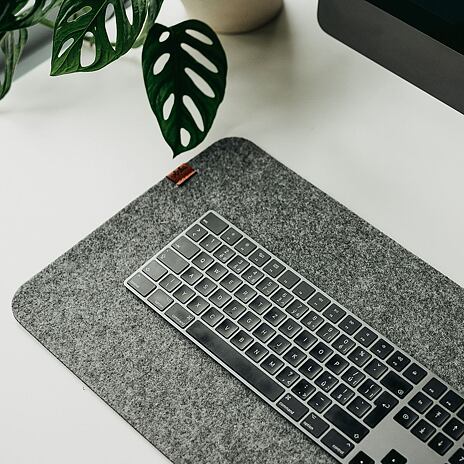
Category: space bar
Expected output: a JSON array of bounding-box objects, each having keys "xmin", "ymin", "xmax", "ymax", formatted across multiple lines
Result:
[{"xmin": 187, "ymin": 320, "xmax": 285, "ymax": 402}]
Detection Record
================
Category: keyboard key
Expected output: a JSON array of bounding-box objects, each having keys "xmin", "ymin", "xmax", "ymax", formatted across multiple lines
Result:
[
  {"xmin": 299, "ymin": 358, "xmax": 323, "ymax": 380},
  {"xmin": 370, "ymin": 339, "xmax": 394, "ymax": 359},
  {"xmin": 364, "ymin": 359, "xmax": 387, "ymax": 379},
  {"xmin": 264, "ymin": 307, "xmax": 287, "ymax": 327},
  {"xmin": 186, "ymin": 224, "xmax": 207, "ymax": 242},
  {"xmin": 308, "ymin": 292, "xmax": 331, "ymax": 312},
  {"xmin": 302, "ymin": 310, "xmax": 324, "ymax": 331},
  {"xmin": 200, "ymin": 212, "xmax": 228, "ymax": 235},
  {"xmin": 173, "ymin": 284, "xmax": 195, "ymax": 303},
  {"xmin": 449, "ymin": 449, "xmax": 464, "ymax": 464},
  {"xmin": 426, "ymin": 404, "xmax": 450, "ymax": 427},
  {"xmin": 166, "ymin": 303, "xmax": 195, "ymax": 328},
  {"xmin": 227, "ymin": 256, "xmax": 250, "ymax": 273},
  {"xmin": 200, "ymin": 234, "xmax": 221, "ymax": 252},
  {"xmin": 192, "ymin": 251, "xmax": 214, "ymax": 270},
  {"xmin": 268, "ymin": 334, "xmax": 291, "ymax": 355},
  {"xmin": 348, "ymin": 347, "xmax": 372, "ymax": 367},
  {"xmin": 278, "ymin": 270, "xmax": 300, "ymax": 289},
  {"xmin": 342, "ymin": 367, "xmax": 366, "ymax": 388},
  {"xmin": 147, "ymin": 288, "xmax": 173, "ymax": 310},
  {"xmin": 195, "ymin": 277, "xmax": 217, "ymax": 296},
  {"xmin": 283, "ymin": 346, "xmax": 307, "ymax": 367},
  {"xmin": 321, "ymin": 429, "xmax": 354, "ymax": 459},
  {"xmin": 458, "ymin": 406, "xmax": 464, "ymax": 420},
  {"xmin": 358, "ymin": 379, "xmax": 381, "ymax": 401},
  {"xmin": 324, "ymin": 404, "xmax": 369, "ymax": 443},
  {"xmin": 443, "ymin": 417, "xmax": 464, "ymax": 440},
  {"xmin": 201, "ymin": 307, "xmax": 223, "ymax": 327},
  {"xmin": 310, "ymin": 341, "xmax": 333, "ymax": 362},
  {"xmin": 172, "ymin": 236, "xmax": 200, "ymax": 259},
  {"xmin": 221, "ymin": 227, "xmax": 242, "ymax": 245},
  {"xmin": 220, "ymin": 273, "xmax": 243, "ymax": 292},
  {"xmin": 394, "ymin": 406, "xmax": 418, "ymax": 429},
  {"xmin": 276, "ymin": 366, "xmax": 300, "ymax": 387},
  {"xmin": 363, "ymin": 392, "xmax": 398, "ymax": 428},
  {"xmin": 160, "ymin": 274, "xmax": 182, "ymax": 292},
  {"xmin": 143, "ymin": 260, "xmax": 168, "ymax": 282},
  {"xmin": 381, "ymin": 371, "xmax": 413, "ymax": 399},
  {"xmin": 157, "ymin": 248, "xmax": 189, "ymax": 274},
  {"xmin": 181, "ymin": 266, "xmax": 203, "ymax": 285},
  {"xmin": 235, "ymin": 284, "xmax": 257, "ymax": 303},
  {"xmin": 285, "ymin": 300, "xmax": 308, "ymax": 319},
  {"xmin": 187, "ymin": 321, "xmax": 284, "ymax": 401},
  {"xmin": 249, "ymin": 248, "xmax": 271, "ymax": 266},
  {"xmin": 338, "ymin": 315, "xmax": 362, "ymax": 335},
  {"xmin": 408, "ymin": 392, "xmax": 433, "ymax": 414},
  {"xmin": 294, "ymin": 330, "xmax": 317, "ymax": 350},
  {"xmin": 216, "ymin": 319, "xmax": 238, "ymax": 338},
  {"xmin": 209, "ymin": 289, "xmax": 231, "ymax": 308},
  {"xmin": 127, "ymin": 273, "xmax": 156, "ymax": 297},
  {"xmin": 213, "ymin": 244, "xmax": 235, "ymax": 263},
  {"xmin": 332, "ymin": 334, "xmax": 356, "ymax": 355},
  {"xmin": 253, "ymin": 323, "xmax": 276, "ymax": 343},
  {"xmin": 187, "ymin": 295, "xmax": 209, "ymax": 315},
  {"xmin": 331, "ymin": 384, "xmax": 355, "ymax": 405},
  {"xmin": 263, "ymin": 259, "xmax": 285, "ymax": 277},
  {"xmin": 261, "ymin": 354, "xmax": 284, "ymax": 375},
  {"xmin": 316, "ymin": 322, "xmax": 340, "ymax": 343},
  {"xmin": 349, "ymin": 451, "xmax": 374, "ymax": 464},
  {"xmin": 348, "ymin": 396, "xmax": 371, "ymax": 418},
  {"xmin": 428, "ymin": 432, "xmax": 453, "ymax": 456},
  {"xmin": 231, "ymin": 330, "xmax": 253, "ymax": 350},
  {"xmin": 411, "ymin": 419, "xmax": 436, "ymax": 441},
  {"xmin": 423, "ymin": 378, "xmax": 447, "ymax": 399},
  {"xmin": 292, "ymin": 281, "xmax": 315, "ymax": 300},
  {"xmin": 249, "ymin": 295, "xmax": 271, "ymax": 315},
  {"xmin": 326, "ymin": 354, "xmax": 349, "ymax": 375},
  {"xmin": 440, "ymin": 390, "xmax": 464, "ymax": 413},
  {"xmin": 245, "ymin": 342, "xmax": 268, "ymax": 362},
  {"xmin": 381, "ymin": 450, "xmax": 407, "ymax": 464},
  {"xmin": 277, "ymin": 393, "xmax": 309, "ymax": 421},
  {"xmin": 308, "ymin": 392, "xmax": 332, "ymax": 413},
  {"xmin": 242, "ymin": 266, "xmax": 264, "ymax": 285},
  {"xmin": 301, "ymin": 412, "xmax": 329, "ymax": 438},
  {"xmin": 206, "ymin": 262, "xmax": 228, "ymax": 281},
  {"xmin": 354, "ymin": 327, "xmax": 378, "ymax": 347},
  {"xmin": 223, "ymin": 300, "xmax": 246, "ymax": 319},
  {"xmin": 234, "ymin": 238, "xmax": 256, "ymax": 256},
  {"xmin": 279, "ymin": 318, "xmax": 302, "ymax": 338},
  {"xmin": 386, "ymin": 351, "xmax": 410, "ymax": 372},
  {"xmin": 323, "ymin": 304, "xmax": 346, "ymax": 323},
  {"xmin": 271, "ymin": 288, "xmax": 294, "ymax": 307},
  {"xmin": 238, "ymin": 311, "xmax": 260, "ymax": 330},
  {"xmin": 292, "ymin": 379, "xmax": 316, "ymax": 401},
  {"xmin": 403, "ymin": 362, "xmax": 427, "ymax": 384},
  {"xmin": 256, "ymin": 277, "xmax": 278, "ymax": 296}
]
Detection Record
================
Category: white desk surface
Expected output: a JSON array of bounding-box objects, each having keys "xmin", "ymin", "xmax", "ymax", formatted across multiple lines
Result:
[{"xmin": 1, "ymin": 0, "xmax": 463, "ymax": 462}]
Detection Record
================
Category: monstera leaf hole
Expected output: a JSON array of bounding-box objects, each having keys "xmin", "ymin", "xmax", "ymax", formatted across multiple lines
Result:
[
  {"xmin": 66, "ymin": 6, "xmax": 92, "ymax": 23},
  {"xmin": 81, "ymin": 33, "xmax": 96, "ymax": 66}
]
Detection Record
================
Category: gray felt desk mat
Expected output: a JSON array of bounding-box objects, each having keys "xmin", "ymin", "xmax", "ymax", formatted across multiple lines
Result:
[{"xmin": 13, "ymin": 137, "xmax": 464, "ymax": 464}]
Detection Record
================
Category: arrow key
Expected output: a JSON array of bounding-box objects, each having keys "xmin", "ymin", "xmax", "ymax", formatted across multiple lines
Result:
[{"xmin": 381, "ymin": 449, "xmax": 407, "ymax": 464}]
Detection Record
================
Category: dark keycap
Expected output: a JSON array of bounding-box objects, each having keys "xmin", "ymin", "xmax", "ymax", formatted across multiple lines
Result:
[
  {"xmin": 263, "ymin": 259, "xmax": 285, "ymax": 278},
  {"xmin": 299, "ymin": 358, "xmax": 323, "ymax": 380},
  {"xmin": 426, "ymin": 404, "xmax": 450, "ymax": 427},
  {"xmin": 206, "ymin": 262, "xmax": 228, "ymax": 281},
  {"xmin": 363, "ymin": 391, "xmax": 398, "ymax": 428},
  {"xmin": 195, "ymin": 277, "xmax": 217, "ymax": 296},
  {"xmin": 166, "ymin": 303, "xmax": 195, "ymax": 328},
  {"xmin": 338, "ymin": 315, "xmax": 362, "ymax": 335},
  {"xmin": 238, "ymin": 311, "xmax": 260, "ymax": 330},
  {"xmin": 308, "ymin": 392, "xmax": 332, "ymax": 413},
  {"xmin": 354, "ymin": 327, "xmax": 378, "ymax": 347},
  {"xmin": 223, "ymin": 300, "xmax": 246, "ymax": 319},
  {"xmin": 323, "ymin": 304, "xmax": 346, "ymax": 323},
  {"xmin": 381, "ymin": 450, "xmax": 407, "ymax": 464},
  {"xmin": 181, "ymin": 266, "xmax": 203, "ymax": 285},
  {"xmin": 331, "ymin": 384, "xmax": 355, "ymax": 405},
  {"xmin": 403, "ymin": 362, "xmax": 427, "ymax": 385},
  {"xmin": 209, "ymin": 289, "xmax": 231, "ymax": 308},
  {"xmin": 186, "ymin": 224, "xmax": 208, "ymax": 242},
  {"xmin": 249, "ymin": 248, "xmax": 271, "ymax": 267},
  {"xmin": 408, "ymin": 392, "xmax": 433, "ymax": 414},
  {"xmin": 187, "ymin": 295, "xmax": 209, "ymax": 315},
  {"xmin": 231, "ymin": 330, "xmax": 253, "ymax": 350},
  {"xmin": 317, "ymin": 322, "xmax": 340, "ymax": 343},
  {"xmin": 326, "ymin": 354, "xmax": 349, "ymax": 375},
  {"xmin": 160, "ymin": 274, "xmax": 182, "ymax": 292},
  {"xmin": 324, "ymin": 404, "xmax": 369, "ymax": 443},
  {"xmin": 310, "ymin": 342, "xmax": 333, "ymax": 362},
  {"xmin": 201, "ymin": 212, "xmax": 228, "ymax": 235},
  {"xmin": 381, "ymin": 371, "xmax": 413, "ymax": 399},
  {"xmin": 271, "ymin": 288, "xmax": 294, "ymax": 308},
  {"xmin": 187, "ymin": 320, "xmax": 284, "ymax": 401},
  {"xmin": 143, "ymin": 260, "xmax": 167, "ymax": 282},
  {"xmin": 201, "ymin": 307, "xmax": 224, "ymax": 327},
  {"xmin": 440, "ymin": 390, "xmax": 464, "ymax": 413},
  {"xmin": 386, "ymin": 351, "xmax": 410, "ymax": 372},
  {"xmin": 214, "ymin": 244, "xmax": 235, "ymax": 263},
  {"xmin": 450, "ymin": 449, "xmax": 464, "ymax": 464},
  {"xmin": 342, "ymin": 367, "xmax": 366, "ymax": 388},
  {"xmin": 423, "ymin": 378, "xmax": 447, "ymax": 399},
  {"xmin": 253, "ymin": 323, "xmax": 276, "ymax": 343},
  {"xmin": 227, "ymin": 256, "xmax": 250, "ymax": 274},
  {"xmin": 220, "ymin": 273, "xmax": 243, "ymax": 292},
  {"xmin": 268, "ymin": 334, "xmax": 291, "ymax": 355},
  {"xmin": 458, "ymin": 406, "xmax": 464, "ymax": 420},
  {"xmin": 443, "ymin": 417, "xmax": 464, "ymax": 440},
  {"xmin": 308, "ymin": 292, "xmax": 331, "ymax": 312},
  {"xmin": 172, "ymin": 236, "xmax": 200, "ymax": 259},
  {"xmin": 216, "ymin": 319, "xmax": 239, "ymax": 339},
  {"xmin": 242, "ymin": 266, "xmax": 264, "ymax": 285},
  {"xmin": 349, "ymin": 347, "xmax": 372, "ymax": 367},
  {"xmin": 157, "ymin": 248, "xmax": 189, "ymax": 274},
  {"xmin": 245, "ymin": 342, "xmax": 268, "ymax": 362},
  {"xmin": 394, "ymin": 406, "xmax": 419, "ymax": 429},
  {"xmin": 234, "ymin": 238, "xmax": 256, "ymax": 256},
  {"xmin": 221, "ymin": 227, "xmax": 242, "ymax": 245},
  {"xmin": 264, "ymin": 307, "xmax": 287, "ymax": 327},
  {"xmin": 276, "ymin": 366, "xmax": 300, "ymax": 387},
  {"xmin": 285, "ymin": 300, "xmax": 308, "ymax": 319},
  {"xmin": 200, "ymin": 234, "xmax": 222, "ymax": 252},
  {"xmin": 235, "ymin": 284, "xmax": 257, "ymax": 303},
  {"xmin": 279, "ymin": 319, "xmax": 302, "ymax": 338},
  {"xmin": 277, "ymin": 393, "xmax": 309, "ymax": 421},
  {"xmin": 192, "ymin": 251, "xmax": 214, "ymax": 270},
  {"xmin": 292, "ymin": 379, "xmax": 316, "ymax": 401},
  {"xmin": 321, "ymin": 429, "xmax": 354, "ymax": 459},
  {"xmin": 301, "ymin": 412, "xmax": 329, "ymax": 438},
  {"xmin": 284, "ymin": 346, "xmax": 307, "ymax": 367},
  {"xmin": 364, "ymin": 359, "xmax": 388, "ymax": 380},
  {"xmin": 249, "ymin": 295, "xmax": 271, "ymax": 315},
  {"xmin": 348, "ymin": 396, "xmax": 372, "ymax": 418},
  {"xmin": 147, "ymin": 288, "xmax": 173, "ymax": 310},
  {"xmin": 302, "ymin": 310, "xmax": 324, "ymax": 331},
  {"xmin": 261, "ymin": 354, "xmax": 284, "ymax": 375},
  {"xmin": 292, "ymin": 281, "xmax": 315, "ymax": 300},
  {"xmin": 428, "ymin": 432, "xmax": 454, "ymax": 456},
  {"xmin": 294, "ymin": 330, "xmax": 317, "ymax": 350},
  {"xmin": 173, "ymin": 284, "xmax": 195, "ymax": 303},
  {"xmin": 332, "ymin": 334, "xmax": 356, "ymax": 355},
  {"xmin": 256, "ymin": 277, "xmax": 278, "ymax": 296},
  {"xmin": 278, "ymin": 270, "xmax": 300, "ymax": 289},
  {"xmin": 370, "ymin": 339, "xmax": 394, "ymax": 359},
  {"xmin": 350, "ymin": 451, "xmax": 375, "ymax": 464},
  {"xmin": 358, "ymin": 379, "xmax": 381, "ymax": 401},
  {"xmin": 128, "ymin": 273, "xmax": 156, "ymax": 297}
]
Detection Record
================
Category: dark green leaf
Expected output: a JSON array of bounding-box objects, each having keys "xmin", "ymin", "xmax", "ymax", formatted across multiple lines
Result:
[
  {"xmin": 51, "ymin": 0, "xmax": 147, "ymax": 76},
  {"xmin": 132, "ymin": 0, "xmax": 163, "ymax": 48},
  {"xmin": 142, "ymin": 20, "xmax": 227, "ymax": 156},
  {"xmin": 0, "ymin": 29, "xmax": 28, "ymax": 100},
  {"xmin": 0, "ymin": 1, "xmax": 61, "ymax": 31}
]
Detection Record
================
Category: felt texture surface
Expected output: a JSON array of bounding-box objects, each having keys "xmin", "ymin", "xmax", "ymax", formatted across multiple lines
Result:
[{"xmin": 13, "ymin": 137, "xmax": 464, "ymax": 464}]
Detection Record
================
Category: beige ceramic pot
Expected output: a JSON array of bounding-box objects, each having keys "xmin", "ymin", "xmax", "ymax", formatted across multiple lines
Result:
[{"xmin": 181, "ymin": 0, "xmax": 284, "ymax": 34}]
